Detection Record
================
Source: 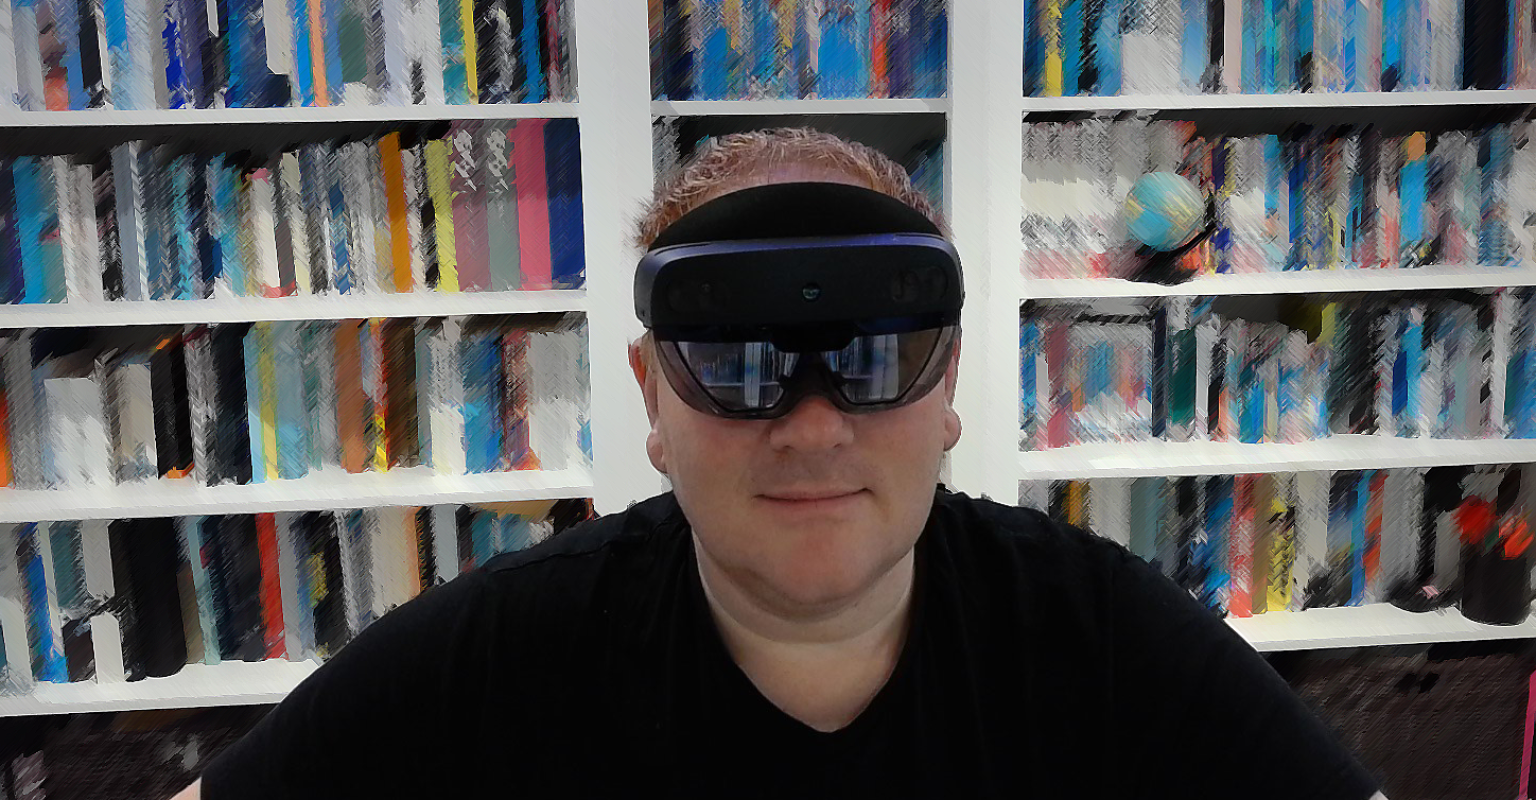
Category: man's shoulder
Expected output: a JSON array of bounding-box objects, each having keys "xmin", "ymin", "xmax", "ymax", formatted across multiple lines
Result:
[
  {"xmin": 477, "ymin": 491, "xmax": 687, "ymax": 581},
  {"xmin": 930, "ymin": 486, "xmax": 1126, "ymax": 567}
]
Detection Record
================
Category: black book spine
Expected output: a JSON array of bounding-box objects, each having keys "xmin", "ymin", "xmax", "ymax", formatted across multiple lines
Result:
[{"xmin": 210, "ymin": 323, "xmax": 253, "ymax": 486}]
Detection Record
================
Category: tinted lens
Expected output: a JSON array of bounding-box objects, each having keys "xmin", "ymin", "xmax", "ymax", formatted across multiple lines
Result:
[{"xmin": 671, "ymin": 327, "xmax": 946, "ymax": 413}]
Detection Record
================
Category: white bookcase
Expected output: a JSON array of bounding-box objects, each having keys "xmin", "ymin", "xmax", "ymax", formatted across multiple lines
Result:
[{"xmin": 0, "ymin": 0, "xmax": 1531, "ymax": 718}]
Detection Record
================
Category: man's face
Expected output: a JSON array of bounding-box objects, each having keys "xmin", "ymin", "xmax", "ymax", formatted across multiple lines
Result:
[
  {"xmin": 629, "ymin": 167, "xmax": 961, "ymax": 615},
  {"xmin": 632, "ymin": 336, "xmax": 961, "ymax": 615}
]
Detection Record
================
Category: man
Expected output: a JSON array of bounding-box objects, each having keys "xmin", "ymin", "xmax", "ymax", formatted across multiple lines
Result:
[{"xmin": 176, "ymin": 128, "xmax": 1384, "ymax": 798}]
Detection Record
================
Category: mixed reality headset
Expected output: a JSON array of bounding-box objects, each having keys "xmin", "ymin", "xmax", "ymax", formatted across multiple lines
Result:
[{"xmin": 634, "ymin": 181, "xmax": 964, "ymax": 420}]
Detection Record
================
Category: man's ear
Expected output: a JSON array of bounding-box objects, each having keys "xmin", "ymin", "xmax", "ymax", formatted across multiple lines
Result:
[
  {"xmin": 942, "ymin": 336, "xmax": 962, "ymax": 451},
  {"xmin": 629, "ymin": 339, "xmax": 661, "ymax": 424}
]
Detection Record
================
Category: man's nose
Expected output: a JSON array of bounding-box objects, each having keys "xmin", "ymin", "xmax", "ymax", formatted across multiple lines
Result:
[{"xmin": 766, "ymin": 391, "xmax": 855, "ymax": 451}]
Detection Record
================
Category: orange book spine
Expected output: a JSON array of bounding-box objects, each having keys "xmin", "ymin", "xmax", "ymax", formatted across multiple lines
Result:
[
  {"xmin": 378, "ymin": 134, "xmax": 413, "ymax": 292},
  {"xmin": 335, "ymin": 322, "xmax": 369, "ymax": 473}
]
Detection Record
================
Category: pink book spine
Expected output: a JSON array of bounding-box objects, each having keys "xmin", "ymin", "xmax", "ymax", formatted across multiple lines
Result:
[{"xmin": 510, "ymin": 119, "xmax": 553, "ymax": 290}]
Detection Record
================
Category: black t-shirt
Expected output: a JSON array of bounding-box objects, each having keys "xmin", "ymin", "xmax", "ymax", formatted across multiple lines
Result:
[{"xmin": 202, "ymin": 486, "xmax": 1380, "ymax": 799}]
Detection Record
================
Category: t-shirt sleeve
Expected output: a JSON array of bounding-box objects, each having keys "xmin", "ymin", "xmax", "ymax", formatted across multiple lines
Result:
[
  {"xmin": 199, "ymin": 570, "xmax": 498, "ymax": 800},
  {"xmin": 1105, "ymin": 547, "xmax": 1381, "ymax": 800}
]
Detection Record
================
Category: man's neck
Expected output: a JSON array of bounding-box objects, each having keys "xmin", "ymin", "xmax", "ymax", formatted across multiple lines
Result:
[{"xmin": 693, "ymin": 539, "xmax": 916, "ymax": 732}]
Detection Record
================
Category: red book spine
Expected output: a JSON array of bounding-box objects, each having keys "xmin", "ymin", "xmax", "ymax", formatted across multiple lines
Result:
[{"xmin": 255, "ymin": 513, "xmax": 287, "ymax": 659}]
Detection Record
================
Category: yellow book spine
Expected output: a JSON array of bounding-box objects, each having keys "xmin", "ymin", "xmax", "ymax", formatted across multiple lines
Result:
[
  {"xmin": 1043, "ymin": 0, "xmax": 1064, "ymax": 97},
  {"xmin": 461, "ymin": 0, "xmax": 479, "ymax": 103},
  {"xmin": 368, "ymin": 320, "xmax": 388, "ymax": 473},
  {"xmin": 425, "ymin": 139, "xmax": 460, "ymax": 292},
  {"xmin": 257, "ymin": 323, "xmax": 280, "ymax": 482}
]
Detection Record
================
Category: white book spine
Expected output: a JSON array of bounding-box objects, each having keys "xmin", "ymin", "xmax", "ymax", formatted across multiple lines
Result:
[
  {"xmin": 278, "ymin": 151, "xmax": 311, "ymax": 295},
  {"xmin": 430, "ymin": 505, "xmax": 457, "ymax": 583},
  {"xmin": 185, "ymin": 330, "xmax": 213, "ymax": 484},
  {"xmin": 1511, "ymin": 122, "xmax": 1536, "ymax": 265},
  {"xmin": 0, "ymin": 525, "xmax": 36, "ymax": 691},
  {"xmin": 401, "ymin": 143, "xmax": 427, "ymax": 292},
  {"xmin": 1420, "ymin": 316, "xmax": 1443, "ymax": 438},
  {"xmin": 75, "ymin": 161, "xmax": 102, "ymax": 301},
  {"xmin": 369, "ymin": 506, "xmax": 413, "ymax": 616},
  {"xmin": 112, "ymin": 358, "xmax": 157, "ymax": 482},
  {"xmin": 111, "ymin": 142, "xmax": 148, "ymax": 301},
  {"xmin": 377, "ymin": 0, "xmax": 410, "ymax": 105},
  {"xmin": 80, "ymin": 519, "xmax": 125, "ymax": 680},
  {"xmin": 336, "ymin": 511, "xmax": 370, "ymax": 637},
  {"xmin": 261, "ymin": 0, "xmax": 294, "ymax": 82},
  {"xmin": 527, "ymin": 325, "xmax": 576, "ymax": 472},
  {"xmin": 52, "ymin": 159, "xmax": 86, "ymax": 303},
  {"xmin": 1090, "ymin": 478, "xmax": 1130, "ymax": 548},
  {"xmin": 1194, "ymin": 314, "xmax": 1215, "ymax": 440},
  {"xmin": 11, "ymin": 2, "xmax": 41, "ymax": 109},
  {"xmin": 1491, "ymin": 290, "xmax": 1513, "ymax": 437},
  {"xmin": 273, "ymin": 513, "xmax": 308, "ymax": 662},
  {"xmin": 408, "ymin": 0, "xmax": 446, "ymax": 105},
  {"xmin": 342, "ymin": 143, "xmax": 378, "ymax": 295},
  {"xmin": 430, "ymin": 318, "xmax": 467, "ymax": 475},
  {"xmin": 0, "ymin": 0, "xmax": 16, "ymax": 109},
  {"xmin": 1374, "ymin": 309, "xmax": 1399, "ymax": 437},
  {"xmin": 248, "ymin": 166, "xmax": 284, "ymax": 296}
]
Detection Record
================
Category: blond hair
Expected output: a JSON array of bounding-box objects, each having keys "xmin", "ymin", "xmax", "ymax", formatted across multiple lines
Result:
[{"xmin": 631, "ymin": 126, "xmax": 947, "ymax": 252}]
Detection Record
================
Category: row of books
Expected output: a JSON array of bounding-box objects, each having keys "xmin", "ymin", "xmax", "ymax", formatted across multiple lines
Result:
[
  {"xmin": 0, "ymin": 118, "xmax": 585, "ymax": 306},
  {"xmin": 650, "ymin": 0, "xmax": 948, "ymax": 100},
  {"xmin": 1024, "ymin": 0, "xmax": 1536, "ymax": 96},
  {"xmin": 0, "ymin": 314, "xmax": 591, "ymax": 490},
  {"xmin": 3, "ymin": 0, "xmax": 574, "ymax": 111},
  {"xmin": 1019, "ymin": 291, "xmax": 1536, "ymax": 448},
  {"xmin": 1023, "ymin": 118, "xmax": 1536, "ymax": 279},
  {"xmin": 1020, "ymin": 463, "xmax": 1531, "ymax": 618},
  {"xmin": 0, "ymin": 498, "xmax": 594, "ymax": 692}
]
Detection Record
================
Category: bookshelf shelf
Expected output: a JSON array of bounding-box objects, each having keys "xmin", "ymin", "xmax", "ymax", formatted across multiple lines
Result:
[
  {"xmin": 1022, "ymin": 267, "xmax": 1536, "ymax": 299},
  {"xmin": 0, "ymin": 290, "xmax": 589, "ymax": 330},
  {"xmin": 1229, "ymin": 604, "xmax": 1536, "ymax": 652},
  {"xmin": 1020, "ymin": 89, "xmax": 1536, "ymax": 114},
  {"xmin": 0, "ymin": 466, "xmax": 595, "ymax": 524},
  {"xmin": 0, "ymin": 103, "xmax": 580, "ymax": 129},
  {"xmin": 1016, "ymin": 436, "xmax": 1536, "ymax": 480},
  {"xmin": 0, "ymin": 660, "xmax": 319, "ymax": 717},
  {"xmin": 652, "ymin": 98, "xmax": 949, "ymax": 117}
]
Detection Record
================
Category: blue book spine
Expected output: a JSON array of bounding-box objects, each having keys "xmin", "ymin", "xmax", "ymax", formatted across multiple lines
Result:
[
  {"xmin": 1380, "ymin": 0, "xmax": 1402, "ymax": 88},
  {"xmin": 1286, "ymin": 139, "xmax": 1308, "ymax": 270},
  {"xmin": 1401, "ymin": 146, "xmax": 1426, "ymax": 264},
  {"xmin": 747, "ymin": 0, "xmax": 778, "ymax": 96},
  {"xmin": 11, "ymin": 158, "xmax": 41, "ymax": 302},
  {"xmin": 1350, "ymin": 471, "xmax": 1369, "ymax": 604},
  {"xmin": 1093, "ymin": 0, "xmax": 1123, "ymax": 94},
  {"xmin": 520, "ymin": 0, "xmax": 547, "ymax": 102},
  {"xmin": 462, "ymin": 331, "xmax": 503, "ymax": 473},
  {"xmin": 49, "ymin": 0, "xmax": 87, "ymax": 109},
  {"xmin": 1242, "ymin": 0, "xmax": 1263, "ymax": 91},
  {"xmin": 700, "ymin": 0, "xmax": 731, "ymax": 99},
  {"xmin": 1481, "ymin": 127, "xmax": 1515, "ymax": 266},
  {"xmin": 162, "ymin": 0, "xmax": 191, "ymax": 108},
  {"xmin": 887, "ymin": 0, "xmax": 914, "ymax": 98},
  {"xmin": 322, "ymin": 0, "xmax": 343, "ymax": 105},
  {"xmin": 17, "ymin": 523, "xmax": 65, "ymax": 683},
  {"xmin": 1391, "ymin": 314, "xmax": 1408, "ymax": 425},
  {"xmin": 1202, "ymin": 476, "xmax": 1232, "ymax": 611},
  {"xmin": 0, "ymin": 161, "xmax": 23, "ymax": 304},
  {"xmin": 818, "ymin": 0, "xmax": 866, "ymax": 98},
  {"xmin": 545, "ymin": 119, "xmax": 585, "ymax": 289},
  {"xmin": 1342, "ymin": 0, "xmax": 1357, "ymax": 89},
  {"xmin": 1020, "ymin": 318, "xmax": 1040, "ymax": 436},
  {"xmin": 1061, "ymin": 0, "xmax": 1083, "ymax": 95},
  {"xmin": 470, "ymin": 510, "xmax": 495, "ymax": 565},
  {"xmin": 170, "ymin": 154, "xmax": 196, "ymax": 299},
  {"xmin": 275, "ymin": 323, "xmax": 310, "ymax": 480},
  {"xmin": 244, "ymin": 325, "xmax": 266, "ymax": 482},
  {"xmin": 225, "ymin": 0, "xmax": 257, "ymax": 106},
  {"xmin": 1024, "ymin": 0, "xmax": 1043, "ymax": 95},
  {"xmin": 1262, "ymin": 0, "xmax": 1282, "ymax": 91},
  {"xmin": 1294, "ymin": 0, "xmax": 1314, "ymax": 89},
  {"xmin": 325, "ymin": 156, "xmax": 353, "ymax": 293},
  {"xmin": 923, "ymin": 0, "xmax": 946, "ymax": 97},
  {"xmin": 1181, "ymin": 0, "xmax": 1207, "ymax": 92},
  {"xmin": 290, "ymin": 0, "xmax": 315, "ymax": 105},
  {"xmin": 177, "ymin": 0, "xmax": 210, "ymax": 107}
]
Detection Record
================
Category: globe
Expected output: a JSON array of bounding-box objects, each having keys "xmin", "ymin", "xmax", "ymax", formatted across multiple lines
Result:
[{"xmin": 1124, "ymin": 172, "xmax": 1205, "ymax": 252}]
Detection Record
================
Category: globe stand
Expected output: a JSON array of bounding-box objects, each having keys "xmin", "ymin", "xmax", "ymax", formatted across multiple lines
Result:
[{"xmin": 1129, "ymin": 197, "xmax": 1217, "ymax": 286}]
